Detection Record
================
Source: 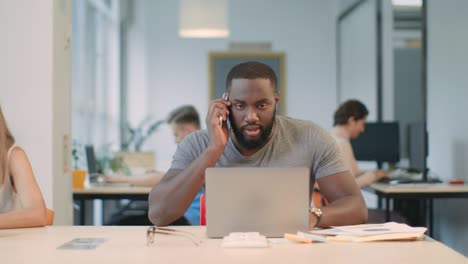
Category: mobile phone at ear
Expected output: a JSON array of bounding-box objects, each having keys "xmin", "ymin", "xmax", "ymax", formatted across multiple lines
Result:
[
  {"xmin": 223, "ymin": 93, "xmax": 230, "ymax": 128},
  {"xmin": 219, "ymin": 92, "xmax": 229, "ymax": 127}
]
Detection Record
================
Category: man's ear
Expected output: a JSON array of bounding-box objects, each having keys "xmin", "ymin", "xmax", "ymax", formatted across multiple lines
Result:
[
  {"xmin": 274, "ymin": 91, "xmax": 280, "ymax": 104},
  {"xmin": 274, "ymin": 92, "xmax": 280, "ymax": 113},
  {"xmin": 347, "ymin": 116, "xmax": 355, "ymax": 125}
]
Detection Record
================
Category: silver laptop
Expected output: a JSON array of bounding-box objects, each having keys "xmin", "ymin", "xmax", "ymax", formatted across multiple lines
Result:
[{"xmin": 205, "ymin": 167, "xmax": 310, "ymax": 238}]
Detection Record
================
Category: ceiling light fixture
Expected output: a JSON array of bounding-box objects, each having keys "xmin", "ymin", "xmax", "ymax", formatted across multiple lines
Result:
[
  {"xmin": 392, "ymin": 0, "xmax": 422, "ymax": 7},
  {"xmin": 179, "ymin": 0, "xmax": 229, "ymax": 38}
]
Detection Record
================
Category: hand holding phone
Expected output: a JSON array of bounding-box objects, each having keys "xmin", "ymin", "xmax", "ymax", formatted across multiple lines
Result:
[{"xmin": 207, "ymin": 92, "xmax": 231, "ymax": 151}]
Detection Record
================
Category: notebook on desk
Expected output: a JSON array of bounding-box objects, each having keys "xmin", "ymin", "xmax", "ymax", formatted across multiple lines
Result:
[{"xmin": 205, "ymin": 167, "xmax": 310, "ymax": 238}]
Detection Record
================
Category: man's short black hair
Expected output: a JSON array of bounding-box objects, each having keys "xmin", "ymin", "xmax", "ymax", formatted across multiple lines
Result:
[
  {"xmin": 333, "ymin": 100, "xmax": 369, "ymax": 126},
  {"xmin": 166, "ymin": 105, "xmax": 201, "ymax": 128},
  {"xmin": 225, "ymin": 61, "xmax": 278, "ymax": 92}
]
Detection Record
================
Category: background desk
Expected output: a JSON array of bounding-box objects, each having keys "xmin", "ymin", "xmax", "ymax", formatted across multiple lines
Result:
[
  {"xmin": 365, "ymin": 183, "xmax": 468, "ymax": 237},
  {"xmin": 0, "ymin": 226, "xmax": 466, "ymax": 264},
  {"xmin": 73, "ymin": 185, "xmax": 151, "ymax": 225}
]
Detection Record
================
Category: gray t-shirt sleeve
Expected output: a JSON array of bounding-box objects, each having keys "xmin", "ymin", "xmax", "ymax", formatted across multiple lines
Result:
[
  {"xmin": 169, "ymin": 130, "xmax": 208, "ymax": 170},
  {"xmin": 311, "ymin": 126, "xmax": 349, "ymax": 179}
]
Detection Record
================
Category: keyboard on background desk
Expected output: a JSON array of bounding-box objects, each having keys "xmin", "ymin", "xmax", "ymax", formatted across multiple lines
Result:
[
  {"xmin": 90, "ymin": 182, "xmax": 133, "ymax": 188},
  {"xmin": 378, "ymin": 169, "xmax": 441, "ymax": 185},
  {"xmin": 88, "ymin": 173, "xmax": 133, "ymax": 188}
]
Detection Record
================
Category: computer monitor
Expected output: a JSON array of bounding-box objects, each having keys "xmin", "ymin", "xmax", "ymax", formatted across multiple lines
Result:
[
  {"xmin": 85, "ymin": 145, "xmax": 98, "ymax": 174},
  {"xmin": 350, "ymin": 122, "xmax": 400, "ymax": 166}
]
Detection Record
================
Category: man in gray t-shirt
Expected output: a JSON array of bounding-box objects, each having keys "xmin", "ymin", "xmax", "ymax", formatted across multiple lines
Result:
[
  {"xmin": 149, "ymin": 61, "xmax": 367, "ymax": 228},
  {"xmin": 172, "ymin": 116, "xmax": 346, "ymax": 181}
]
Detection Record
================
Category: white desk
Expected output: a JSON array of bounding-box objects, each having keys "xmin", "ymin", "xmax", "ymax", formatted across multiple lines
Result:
[
  {"xmin": 366, "ymin": 183, "xmax": 468, "ymax": 237},
  {"xmin": 369, "ymin": 183, "xmax": 468, "ymax": 194},
  {"xmin": 0, "ymin": 226, "xmax": 466, "ymax": 264},
  {"xmin": 73, "ymin": 185, "xmax": 151, "ymax": 196}
]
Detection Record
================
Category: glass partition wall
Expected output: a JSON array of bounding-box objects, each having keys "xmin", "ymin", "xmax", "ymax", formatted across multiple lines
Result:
[{"xmin": 337, "ymin": 0, "xmax": 427, "ymax": 175}]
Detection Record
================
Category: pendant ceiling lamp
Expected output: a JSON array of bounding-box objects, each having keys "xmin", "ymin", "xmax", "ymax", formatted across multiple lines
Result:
[
  {"xmin": 392, "ymin": 0, "xmax": 422, "ymax": 7},
  {"xmin": 179, "ymin": 0, "xmax": 229, "ymax": 38}
]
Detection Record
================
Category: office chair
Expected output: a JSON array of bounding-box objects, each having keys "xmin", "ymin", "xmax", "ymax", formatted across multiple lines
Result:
[
  {"xmin": 312, "ymin": 183, "xmax": 329, "ymax": 208},
  {"xmin": 200, "ymin": 194, "xmax": 206, "ymax": 226},
  {"xmin": 46, "ymin": 208, "xmax": 54, "ymax": 226}
]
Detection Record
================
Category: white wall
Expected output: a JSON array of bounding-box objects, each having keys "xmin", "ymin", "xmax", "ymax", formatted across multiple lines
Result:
[
  {"xmin": 130, "ymin": 0, "xmax": 339, "ymax": 169},
  {"xmin": 427, "ymin": 0, "xmax": 468, "ymax": 256},
  {"xmin": 1, "ymin": 1, "xmax": 51, "ymax": 207},
  {"xmin": 0, "ymin": 0, "xmax": 72, "ymax": 224}
]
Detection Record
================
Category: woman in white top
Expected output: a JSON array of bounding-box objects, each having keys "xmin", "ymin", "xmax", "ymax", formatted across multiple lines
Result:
[
  {"xmin": 330, "ymin": 100, "xmax": 389, "ymax": 187},
  {"xmin": 0, "ymin": 105, "xmax": 47, "ymax": 228}
]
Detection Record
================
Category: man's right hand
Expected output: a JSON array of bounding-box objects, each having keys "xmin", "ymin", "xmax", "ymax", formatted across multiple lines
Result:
[
  {"xmin": 374, "ymin": 170, "xmax": 390, "ymax": 179},
  {"xmin": 206, "ymin": 92, "xmax": 231, "ymax": 152}
]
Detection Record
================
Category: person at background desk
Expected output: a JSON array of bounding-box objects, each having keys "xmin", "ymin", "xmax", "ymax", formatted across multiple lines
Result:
[
  {"xmin": 106, "ymin": 105, "xmax": 203, "ymax": 225},
  {"xmin": 325, "ymin": 100, "xmax": 406, "ymax": 223},
  {"xmin": 149, "ymin": 61, "xmax": 367, "ymax": 228},
  {"xmin": 330, "ymin": 100, "xmax": 389, "ymax": 187},
  {"xmin": 0, "ymin": 105, "xmax": 48, "ymax": 229}
]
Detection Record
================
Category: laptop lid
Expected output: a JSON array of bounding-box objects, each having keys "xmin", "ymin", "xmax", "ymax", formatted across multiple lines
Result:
[{"xmin": 205, "ymin": 167, "xmax": 310, "ymax": 238}]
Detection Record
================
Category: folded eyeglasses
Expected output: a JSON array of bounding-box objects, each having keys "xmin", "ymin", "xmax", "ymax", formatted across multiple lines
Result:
[{"xmin": 146, "ymin": 226, "xmax": 202, "ymax": 247}]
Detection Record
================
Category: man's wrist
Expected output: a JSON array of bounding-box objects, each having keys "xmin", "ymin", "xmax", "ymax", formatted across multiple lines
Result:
[
  {"xmin": 309, "ymin": 213, "xmax": 318, "ymax": 228},
  {"xmin": 309, "ymin": 207, "xmax": 322, "ymax": 228},
  {"xmin": 203, "ymin": 145, "xmax": 225, "ymax": 169},
  {"xmin": 206, "ymin": 144, "xmax": 225, "ymax": 157}
]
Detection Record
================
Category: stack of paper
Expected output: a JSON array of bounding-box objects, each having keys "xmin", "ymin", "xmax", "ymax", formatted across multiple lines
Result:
[{"xmin": 309, "ymin": 222, "xmax": 427, "ymax": 242}]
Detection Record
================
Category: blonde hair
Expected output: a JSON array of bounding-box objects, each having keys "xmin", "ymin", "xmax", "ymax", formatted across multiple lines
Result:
[{"xmin": 0, "ymin": 105, "xmax": 15, "ymax": 184}]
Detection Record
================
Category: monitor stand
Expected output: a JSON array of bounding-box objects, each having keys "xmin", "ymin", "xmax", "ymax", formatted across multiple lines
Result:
[{"xmin": 420, "ymin": 168, "xmax": 442, "ymax": 184}]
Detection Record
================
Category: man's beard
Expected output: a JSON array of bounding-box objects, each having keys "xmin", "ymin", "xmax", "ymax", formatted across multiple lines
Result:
[{"xmin": 229, "ymin": 113, "xmax": 275, "ymax": 150}]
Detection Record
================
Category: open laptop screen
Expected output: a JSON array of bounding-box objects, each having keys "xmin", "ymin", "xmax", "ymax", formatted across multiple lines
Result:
[{"xmin": 205, "ymin": 167, "xmax": 310, "ymax": 238}]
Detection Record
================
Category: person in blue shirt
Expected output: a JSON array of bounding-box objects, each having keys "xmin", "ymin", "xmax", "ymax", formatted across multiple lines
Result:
[
  {"xmin": 165, "ymin": 105, "xmax": 203, "ymax": 225},
  {"xmin": 106, "ymin": 105, "xmax": 202, "ymax": 225}
]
